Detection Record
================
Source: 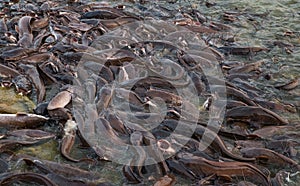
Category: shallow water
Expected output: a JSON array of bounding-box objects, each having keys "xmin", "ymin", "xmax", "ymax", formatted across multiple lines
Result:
[
  {"xmin": 193, "ymin": 0, "xmax": 300, "ymax": 97},
  {"xmin": 0, "ymin": 87, "xmax": 35, "ymax": 113}
]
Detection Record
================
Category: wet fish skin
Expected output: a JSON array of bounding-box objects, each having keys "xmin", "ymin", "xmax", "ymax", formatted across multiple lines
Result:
[
  {"xmin": 0, "ymin": 63, "xmax": 21, "ymax": 78},
  {"xmin": 0, "ymin": 113, "xmax": 48, "ymax": 128},
  {"xmin": 19, "ymin": 64, "xmax": 45, "ymax": 103},
  {"xmin": 0, "ymin": 18, "xmax": 8, "ymax": 33},
  {"xmin": 166, "ymin": 159, "xmax": 196, "ymax": 180},
  {"xmin": 47, "ymin": 90, "xmax": 72, "ymax": 110},
  {"xmin": 275, "ymin": 78, "xmax": 299, "ymax": 90},
  {"xmin": 122, "ymin": 165, "xmax": 142, "ymax": 184},
  {"xmin": 193, "ymin": 125, "xmax": 256, "ymax": 162},
  {"xmin": 20, "ymin": 53, "xmax": 52, "ymax": 64},
  {"xmin": 23, "ymin": 158, "xmax": 100, "ymax": 180},
  {"xmin": 178, "ymin": 152, "xmax": 271, "ymax": 186},
  {"xmin": 17, "ymin": 16, "xmax": 33, "ymax": 38},
  {"xmin": 60, "ymin": 120, "xmax": 80, "ymax": 162},
  {"xmin": 218, "ymin": 46, "xmax": 270, "ymax": 55},
  {"xmin": 228, "ymin": 60, "xmax": 264, "ymax": 74},
  {"xmin": 17, "ymin": 16, "xmax": 34, "ymax": 48},
  {"xmin": 81, "ymin": 10, "xmax": 123, "ymax": 19},
  {"xmin": 226, "ymin": 106, "xmax": 289, "ymax": 126},
  {"xmin": 18, "ymin": 33, "xmax": 33, "ymax": 48},
  {"xmin": 145, "ymin": 89, "xmax": 182, "ymax": 106},
  {"xmin": 7, "ymin": 129, "xmax": 55, "ymax": 141},
  {"xmin": 0, "ymin": 47, "xmax": 36, "ymax": 61},
  {"xmin": 0, "ymin": 172, "xmax": 58, "ymax": 186},
  {"xmin": 129, "ymin": 131, "xmax": 146, "ymax": 178},
  {"xmin": 240, "ymin": 147, "xmax": 300, "ymax": 170}
]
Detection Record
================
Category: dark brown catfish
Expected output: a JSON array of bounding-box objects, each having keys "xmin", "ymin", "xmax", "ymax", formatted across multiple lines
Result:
[
  {"xmin": 99, "ymin": 16, "xmax": 140, "ymax": 30},
  {"xmin": 0, "ymin": 113, "xmax": 48, "ymax": 128},
  {"xmin": 254, "ymin": 98, "xmax": 297, "ymax": 113},
  {"xmin": 0, "ymin": 47, "xmax": 35, "ymax": 61},
  {"xmin": 218, "ymin": 46, "xmax": 270, "ymax": 55},
  {"xmin": 0, "ymin": 172, "xmax": 57, "ymax": 186},
  {"xmin": 141, "ymin": 131, "xmax": 170, "ymax": 175},
  {"xmin": 18, "ymin": 34, "xmax": 33, "ymax": 48},
  {"xmin": 211, "ymin": 85, "xmax": 257, "ymax": 106},
  {"xmin": 275, "ymin": 78, "xmax": 299, "ymax": 90},
  {"xmin": 83, "ymin": 61, "xmax": 114, "ymax": 82},
  {"xmin": 0, "ymin": 18, "xmax": 8, "ymax": 33},
  {"xmin": 114, "ymin": 88, "xmax": 144, "ymax": 106},
  {"xmin": 0, "ymin": 64, "xmax": 21, "ymax": 77},
  {"xmin": 226, "ymin": 106, "xmax": 289, "ymax": 125},
  {"xmin": 185, "ymin": 24, "xmax": 218, "ymax": 34},
  {"xmin": 90, "ymin": 117, "xmax": 129, "ymax": 160},
  {"xmin": 146, "ymin": 89, "xmax": 182, "ymax": 106},
  {"xmin": 96, "ymin": 86, "xmax": 113, "ymax": 112},
  {"xmin": 129, "ymin": 77, "xmax": 178, "ymax": 93},
  {"xmin": 166, "ymin": 159, "xmax": 196, "ymax": 179},
  {"xmin": 47, "ymin": 90, "xmax": 72, "ymax": 110},
  {"xmin": 192, "ymin": 125, "xmax": 255, "ymax": 162},
  {"xmin": 6, "ymin": 129, "xmax": 55, "ymax": 142},
  {"xmin": 153, "ymin": 174, "xmax": 176, "ymax": 186},
  {"xmin": 240, "ymin": 147, "xmax": 300, "ymax": 170},
  {"xmin": 148, "ymin": 58, "xmax": 185, "ymax": 80},
  {"xmin": 228, "ymin": 60, "xmax": 264, "ymax": 74},
  {"xmin": 189, "ymin": 71, "xmax": 205, "ymax": 95},
  {"xmin": 252, "ymin": 125, "xmax": 294, "ymax": 139},
  {"xmin": 105, "ymin": 113, "xmax": 128, "ymax": 134},
  {"xmin": 0, "ymin": 135, "xmax": 52, "ymax": 154},
  {"xmin": 82, "ymin": 10, "xmax": 123, "ymax": 19},
  {"xmin": 160, "ymin": 119, "xmax": 254, "ymax": 162},
  {"xmin": 178, "ymin": 153, "xmax": 271, "ymax": 186},
  {"xmin": 31, "ymin": 17, "xmax": 49, "ymax": 30},
  {"xmin": 122, "ymin": 165, "xmax": 142, "ymax": 184},
  {"xmin": 46, "ymin": 173, "xmax": 113, "ymax": 186},
  {"xmin": 0, "ymin": 158, "xmax": 8, "ymax": 173},
  {"xmin": 60, "ymin": 120, "xmax": 79, "ymax": 162},
  {"xmin": 17, "ymin": 16, "xmax": 34, "ymax": 47},
  {"xmin": 21, "ymin": 53, "xmax": 52, "ymax": 63},
  {"xmin": 130, "ymin": 131, "xmax": 146, "ymax": 178},
  {"xmin": 23, "ymin": 158, "xmax": 100, "ymax": 180},
  {"xmin": 16, "ymin": 16, "xmax": 33, "ymax": 37},
  {"xmin": 19, "ymin": 64, "xmax": 45, "ymax": 103}
]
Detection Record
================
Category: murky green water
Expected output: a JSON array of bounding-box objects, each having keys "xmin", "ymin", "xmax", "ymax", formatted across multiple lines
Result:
[
  {"xmin": 186, "ymin": 1, "xmax": 300, "ymax": 184},
  {"xmin": 0, "ymin": 87, "xmax": 35, "ymax": 113},
  {"xmin": 198, "ymin": 0, "xmax": 300, "ymax": 123}
]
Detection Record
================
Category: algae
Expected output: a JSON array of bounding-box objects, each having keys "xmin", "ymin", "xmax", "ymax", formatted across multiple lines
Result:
[{"xmin": 0, "ymin": 87, "xmax": 35, "ymax": 114}]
